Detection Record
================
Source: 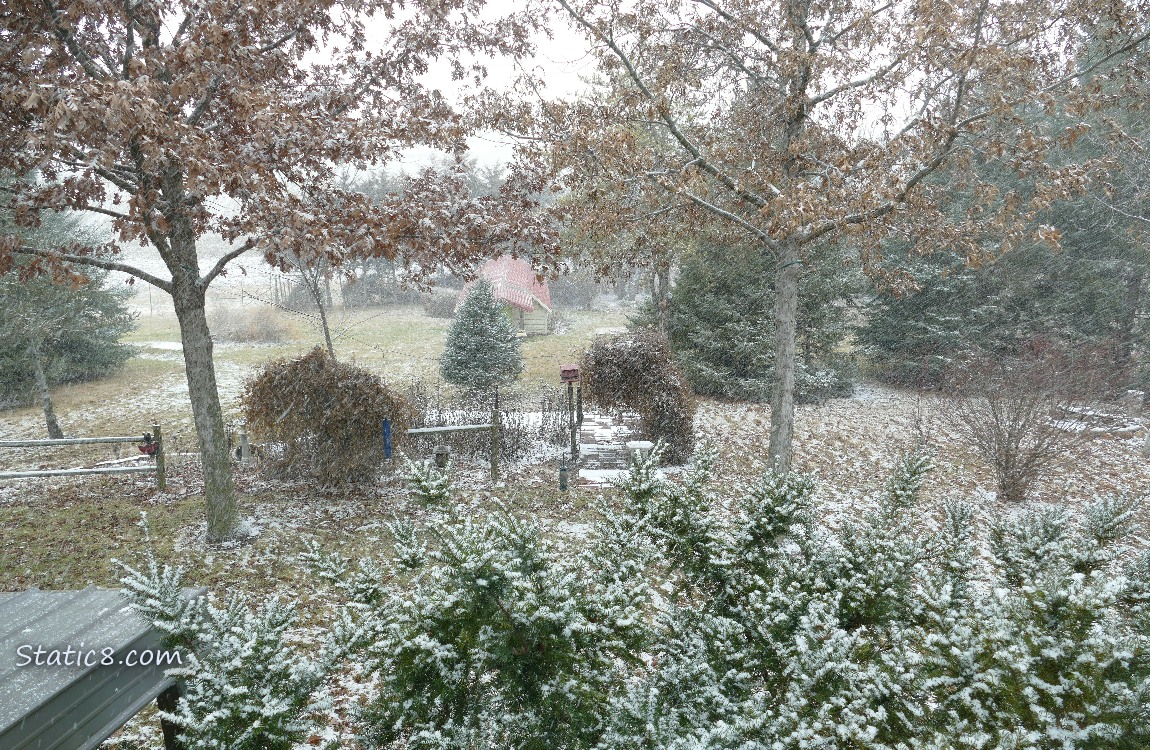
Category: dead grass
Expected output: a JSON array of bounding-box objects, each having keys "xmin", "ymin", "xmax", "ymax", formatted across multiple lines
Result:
[{"xmin": 0, "ymin": 456, "xmax": 605, "ymax": 596}]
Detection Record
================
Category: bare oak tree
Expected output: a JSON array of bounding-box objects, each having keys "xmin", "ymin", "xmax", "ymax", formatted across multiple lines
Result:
[
  {"xmin": 539, "ymin": 0, "xmax": 1150, "ymax": 470},
  {"xmin": 0, "ymin": 0, "xmax": 553, "ymax": 540}
]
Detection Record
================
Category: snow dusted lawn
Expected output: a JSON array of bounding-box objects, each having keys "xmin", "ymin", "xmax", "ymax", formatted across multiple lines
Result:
[
  {"xmin": 696, "ymin": 381, "xmax": 1150, "ymax": 536},
  {"xmin": 4, "ymin": 377, "xmax": 1147, "ymax": 594}
]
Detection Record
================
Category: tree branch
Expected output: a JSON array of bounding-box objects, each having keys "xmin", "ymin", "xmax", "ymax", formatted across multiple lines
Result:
[
  {"xmin": 12, "ymin": 244, "xmax": 173, "ymax": 292},
  {"xmin": 556, "ymin": 0, "xmax": 772, "ymax": 212},
  {"xmin": 43, "ymin": 0, "xmax": 110, "ymax": 80},
  {"xmin": 690, "ymin": 0, "xmax": 780, "ymax": 55},
  {"xmin": 198, "ymin": 238, "xmax": 255, "ymax": 288},
  {"xmin": 684, "ymin": 23, "xmax": 773, "ymax": 87},
  {"xmin": 809, "ymin": 51, "xmax": 909, "ymax": 107},
  {"xmin": 258, "ymin": 25, "xmax": 303, "ymax": 53},
  {"xmin": 642, "ymin": 173, "xmax": 774, "ymax": 248},
  {"xmin": 818, "ymin": 1, "xmax": 896, "ymax": 48},
  {"xmin": 78, "ymin": 203, "xmax": 132, "ymax": 221},
  {"xmin": 121, "ymin": 0, "xmax": 135, "ymax": 79},
  {"xmin": 186, "ymin": 75, "xmax": 224, "ymax": 127},
  {"xmin": 1094, "ymin": 195, "xmax": 1150, "ymax": 227}
]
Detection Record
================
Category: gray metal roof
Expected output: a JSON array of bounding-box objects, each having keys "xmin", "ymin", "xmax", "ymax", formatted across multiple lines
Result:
[{"xmin": 0, "ymin": 586, "xmax": 196, "ymax": 750}]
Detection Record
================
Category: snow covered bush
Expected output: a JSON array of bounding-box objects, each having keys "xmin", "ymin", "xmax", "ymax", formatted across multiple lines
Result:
[
  {"xmin": 242, "ymin": 347, "xmax": 417, "ymax": 484},
  {"xmin": 309, "ymin": 502, "xmax": 650, "ymax": 750},
  {"xmin": 579, "ymin": 329, "xmax": 696, "ymax": 463},
  {"xmin": 595, "ymin": 449, "xmax": 1150, "ymax": 750},
  {"xmin": 119, "ymin": 541, "xmax": 353, "ymax": 750},
  {"xmin": 303, "ymin": 448, "xmax": 1149, "ymax": 748},
  {"xmin": 440, "ymin": 279, "xmax": 523, "ymax": 396},
  {"xmin": 404, "ymin": 455, "xmax": 453, "ymax": 505}
]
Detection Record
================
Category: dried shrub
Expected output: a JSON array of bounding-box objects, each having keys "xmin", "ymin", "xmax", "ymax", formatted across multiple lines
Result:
[
  {"xmin": 580, "ymin": 329, "xmax": 696, "ymax": 463},
  {"xmin": 242, "ymin": 347, "xmax": 417, "ymax": 484},
  {"xmin": 943, "ymin": 343, "xmax": 1117, "ymax": 502},
  {"xmin": 209, "ymin": 304, "xmax": 293, "ymax": 344},
  {"xmin": 421, "ymin": 292, "xmax": 457, "ymax": 318}
]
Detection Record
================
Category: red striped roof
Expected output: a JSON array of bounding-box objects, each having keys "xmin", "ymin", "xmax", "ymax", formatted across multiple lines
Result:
[{"xmin": 461, "ymin": 256, "xmax": 552, "ymax": 313}]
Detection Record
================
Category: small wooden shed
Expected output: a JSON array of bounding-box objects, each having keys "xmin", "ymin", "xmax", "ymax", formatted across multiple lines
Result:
[
  {"xmin": 462, "ymin": 256, "xmax": 553, "ymax": 335},
  {"xmin": 0, "ymin": 586, "xmax": 201, "ymax": 750}
]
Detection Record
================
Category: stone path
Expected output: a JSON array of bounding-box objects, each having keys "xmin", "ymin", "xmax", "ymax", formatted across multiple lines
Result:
[{"xmin": 576, "ymin": 412, "xmax": 638, "ymax": 486}]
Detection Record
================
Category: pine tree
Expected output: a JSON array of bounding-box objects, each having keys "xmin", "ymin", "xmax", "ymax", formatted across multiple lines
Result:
[
  {"xmin": 440, "ymin": 279, "xmax": 523, "ymax": 394},
  {"xmin": 119, "ymin": 532, "xmax": 352, "ymax": 750},
  {"xmin": 0, "ymin": 206, "xmax": 136, "ymax": 433},
  {"xmin": 655, "ymin": 239, "xmax": 858, "ymax": 403}
]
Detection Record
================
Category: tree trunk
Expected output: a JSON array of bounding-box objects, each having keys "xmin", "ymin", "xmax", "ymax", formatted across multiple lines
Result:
[
  {"xmin": 651, "ymin": 264, "xmax": 671, "ymax": 333},
  {"xmin": 1117, "ymin": 261, "xmax": 1143, "ymax": 370},
  {"xmin": 171, "ymin": 279, "xmax": 238, "ymax": 541},
  {"xmin": 301, "ymin": 266, "xmax": 336, "ymax": 359},
  {"xmin": 768, "ymin": 240, "xmax": 802, "ymax": 472},
  {"xmin": 29, "ymin": 342, "xmax": 63, "ymax": 439}
]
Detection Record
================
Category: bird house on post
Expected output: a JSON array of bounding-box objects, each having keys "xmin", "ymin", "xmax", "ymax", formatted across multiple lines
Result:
[{"xmin": 560, "ymin": 364, "xmax": 580, "ymax": 383}]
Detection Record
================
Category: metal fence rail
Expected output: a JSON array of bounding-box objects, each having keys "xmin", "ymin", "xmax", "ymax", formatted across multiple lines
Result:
[
  {"xmin": 0, "ymin": 424, "xmax": 166, "ymax": 489},
  {"xmin": 391, "ymin": 410, "xmax": 502, "ymax": 480},
  {"xmin": 0, "ymin": 436, "xmax": 147, "ymax": 447}
]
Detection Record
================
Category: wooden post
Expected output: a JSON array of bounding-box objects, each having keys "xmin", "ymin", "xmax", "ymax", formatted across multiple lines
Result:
[
  {"xmin": 568, "ymin": 382, "xmax": 578, "ymax": 460},
  {"xmin": 490, "ymin": 408, "xmax": 500, "ymax": 481},
  {"xmin": 153, "ymin": 423, "xmax": 166, "ymax": 491},
  {"xmin": 157, "ymin": 683, "xmax": 185, "ymax": 750}
]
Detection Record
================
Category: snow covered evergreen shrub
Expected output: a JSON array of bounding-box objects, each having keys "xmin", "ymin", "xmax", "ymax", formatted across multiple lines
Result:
[
  {"xmin": 242, "ymin": 347, "xmax": 417, "ymax": 484},
  {"xmin": 596, "ymin": 449, "xmax": 1150, "ymax": 750},
  {"xmin": 119, "ymin": 543, "xmax": 351, "ymax": 750},
  {"xmin": 440, "ymin": 279, "xmax": 523, "ymax": 393},
  {"xmin": 303, "ymin": 447, "xmax": 1148, "ymax": 749},
  {"xmin": 580, "ymin": 329, "xmax": 696, "ymax": 463},
  {"xmin": 403, "ymin": 455, "xmax": 453, "ymax": 505},
  {"xmin": 312, "ymin": 504, "xmax": 649, "ymax": 750}
]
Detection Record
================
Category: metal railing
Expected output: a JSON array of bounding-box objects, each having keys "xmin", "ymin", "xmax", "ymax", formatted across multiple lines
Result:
[
  {"xmin": 385, "ymin": 410, "xmax": 502, "ymax": 479},
  {"xmin": 0, "ymin": 424, "xmax": 166, "ymax": 489}
]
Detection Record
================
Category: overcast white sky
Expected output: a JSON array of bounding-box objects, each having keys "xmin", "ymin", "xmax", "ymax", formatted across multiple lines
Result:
[{"xmin": 393, "ymin": 3, "xmax": 600, "ymax": 172}]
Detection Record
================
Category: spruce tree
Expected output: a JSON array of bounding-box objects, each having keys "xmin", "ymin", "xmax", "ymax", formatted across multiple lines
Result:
[
  {"xmin": 653, "ymin": 239, "xmax": 858, "ymax": 403},
  {"xmin": 0, "ymin": 206, "xmax": 136, "ymax": 432},
  {"xmin": 440, "ymin": 279, "xmax": 523, "ymax": 394}
]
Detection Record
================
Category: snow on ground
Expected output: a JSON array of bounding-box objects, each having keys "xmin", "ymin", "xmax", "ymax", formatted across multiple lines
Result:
[{"xmin": 695, "ymin": 382, "xmax": 1150, "ymax": 536}]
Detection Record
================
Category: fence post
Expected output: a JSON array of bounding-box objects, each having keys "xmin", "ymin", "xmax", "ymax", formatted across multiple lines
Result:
[
  {"xmin": 490, "ymin": 409, "xmax": 500, "ymax": 481},
  {"xmin": 239, "ymin": 429, "xmax": 250, "ymax": 465},
  {"xmin": 568, "ymin": 381, "xmax": 577, "ymax": 460},
  {"xmin": 153, "ymin": 423, "xmax": 166, "ymax": 491}
]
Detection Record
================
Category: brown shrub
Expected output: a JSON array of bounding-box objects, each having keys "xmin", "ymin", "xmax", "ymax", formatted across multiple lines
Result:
[
  {"xmin": 421, "ymin": 292, "xmax": 457, "ymax": 318},
  {"xmin": 943, "ymin": 342, "xmax": 1118, "ymax": 502},
  {"xmin": 580, "ymin": 329, "xmax": 696, "ymax": 464},
  {"xmin": 241, "ymin": 347, "xmax": 417, "ymax": 484},
  {"xmin": 209, "ymin": 304, "xmax": 293, "ymax": 343}
]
